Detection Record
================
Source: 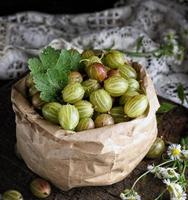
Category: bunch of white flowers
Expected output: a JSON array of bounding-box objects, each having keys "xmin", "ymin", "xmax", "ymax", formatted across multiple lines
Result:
[
  {"xmin": 120, "ymin": 189, "xmax": 141, "ymax": 200},
  {"xmin": 157, "ymin": 31, "xmax": 185, "ymax": 65},
  {"xmin": 120, "ymin": 142, "xmax": 188, "ymax": 200},
  {"xmin": 147, "ymin": 165, "xmax": 180, "ymax": 180},
  {"xmin": 164, "ymin": 179, "xmax": 187, "ymax": 200}
]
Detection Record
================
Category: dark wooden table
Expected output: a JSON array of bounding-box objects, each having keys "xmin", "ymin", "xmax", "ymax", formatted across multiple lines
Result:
[{"xmin": 0, "ymin": 80, "xmax": 188, "ymax": 200}]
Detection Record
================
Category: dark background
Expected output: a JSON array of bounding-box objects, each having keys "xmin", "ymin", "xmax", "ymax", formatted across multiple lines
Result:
[{"xmin": 0, "ymin": 0, "xmax": 118, "ymax": 15}]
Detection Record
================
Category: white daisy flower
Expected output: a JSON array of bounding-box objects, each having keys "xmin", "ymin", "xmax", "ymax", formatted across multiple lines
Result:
[
  {"xmin": 163, "ymin": 179, "xmax": 187, "ymax": 200},
  {"xmin": 120, "ymin": 189, "xmax": 141, "ymax": 200},
  {"xmin": 160, "ymin": 168, "xmax": 180, "ymax": 180},
  {"xmin": 167, "ymin": 144, "xmax": 182, "ymax": 161},
  {"xmin": 170, "ymin": 192, "xmax": 187, "ymax": 200},
  {"xmin": 148, "ymin": 165, "xmax": 180, "ymax": 180}
]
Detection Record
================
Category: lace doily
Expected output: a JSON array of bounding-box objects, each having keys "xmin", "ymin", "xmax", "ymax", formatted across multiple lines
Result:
[{"xmin": 0, "ymin": 0, "xmax": 187, "ymax": 107}]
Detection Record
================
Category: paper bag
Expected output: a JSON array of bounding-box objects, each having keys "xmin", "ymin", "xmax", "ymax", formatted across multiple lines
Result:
[{"xmin": 11, "ymin": 63, "xmax": 160, "ymax": 190}]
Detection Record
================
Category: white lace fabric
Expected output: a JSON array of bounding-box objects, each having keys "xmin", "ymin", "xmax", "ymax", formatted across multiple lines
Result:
[{"xmin": 0, "ymin": 0, "xmax": 187, "ymax": 107}]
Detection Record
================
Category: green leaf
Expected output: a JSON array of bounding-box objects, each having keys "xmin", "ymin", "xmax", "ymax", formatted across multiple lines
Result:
[
  {"xmin": 55, "ymin": 49, "xmax": 81, "ymax": 71},
  {"xmin": 32, "ymin": 73, "xmax": 50, "ymax": 92},
  {"xmin": 32, "ymin": 73, "xmax": 58, "ymax": 102},
  {"xmin": 39, "ymin": 46, "xmax": 60, "ymax": 69},
  {"xmin": 47, "ymin": 68, "xmax": 68, "ymax": 90},
  {"xmin": 177, "ymin": 83, "xmax": 187, "ymax": 104},
  {"xmin": 28, "ymin": 46, "xmax": 81, "ymax": 102},
  {"xmin": 46, "ymin": 69, "xmax": 62, "ymax": 89},
  {"xmin": 68, "ymin": 49, "xmax": 82, "ymax": 71},
  {"xmin": 28, "ymin": 58, "xmax": 44, "ymax": 75},
  {"xmin": 157, "ymin": 102, "xmax": 176, "ymax": 114},
  {"xmin": 55, "ymin": 49, "xmax": 71, "ymax": 70},
  {"xmin": 180, "ymin": 136, "xmax": 188, "ymax": 150},
  {"xmin": 40, "ymin": 90, "xmax": 57, "ymax": 102}
]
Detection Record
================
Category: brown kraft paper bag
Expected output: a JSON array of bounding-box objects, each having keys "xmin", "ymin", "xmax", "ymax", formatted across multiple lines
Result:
[{"xmin": 11, "ymin": 63, "xmax": 160, "ymax": 190}]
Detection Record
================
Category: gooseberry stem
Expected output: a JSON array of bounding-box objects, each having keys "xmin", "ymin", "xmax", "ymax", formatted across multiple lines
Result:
[
  {"xmin": 80, "ymin": 58, "xmax": 89, "ymax": 63},
  {"xmin": 100, "ymin": 52, "xmax": 105, "ymax": 60}
]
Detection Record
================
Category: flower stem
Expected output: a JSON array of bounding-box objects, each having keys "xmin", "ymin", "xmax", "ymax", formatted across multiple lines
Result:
[
  {"xmin": 172, "ymin": 160, "xmax": 177, "ymax": 168},
  {"xmin": 123, "ymin": 49, "xmax": 159, "ymax": 57},
  {"xmin": 156, "ymin": 160, "xmax": 174, "ymax": 167},
  {"xmin": 154, "ymin": 189, "xmax": 167, "ymax": 200},
  {"xmin": 131, "ymin": 160, "xmax": 173, "ymax": 190},
  {"xmin": 124, "ymin": 51, "xmax": 150, "ymax": 57},
  {"xmin": 131, "ymin": 170, "xmax": 150, "ymax": 190},
  {"xmin": 181, "ymin": 161, "xmax": 186, "ymax": 175},
  {"xmin": 180, "ymin": 161, "xmax": 187, "ymax": 190}
]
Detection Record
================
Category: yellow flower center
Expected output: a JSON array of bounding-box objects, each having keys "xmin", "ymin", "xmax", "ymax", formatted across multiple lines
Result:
[{"xmin": 172, "ymin": 148, "xmax": 181, "ymax": 156}]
